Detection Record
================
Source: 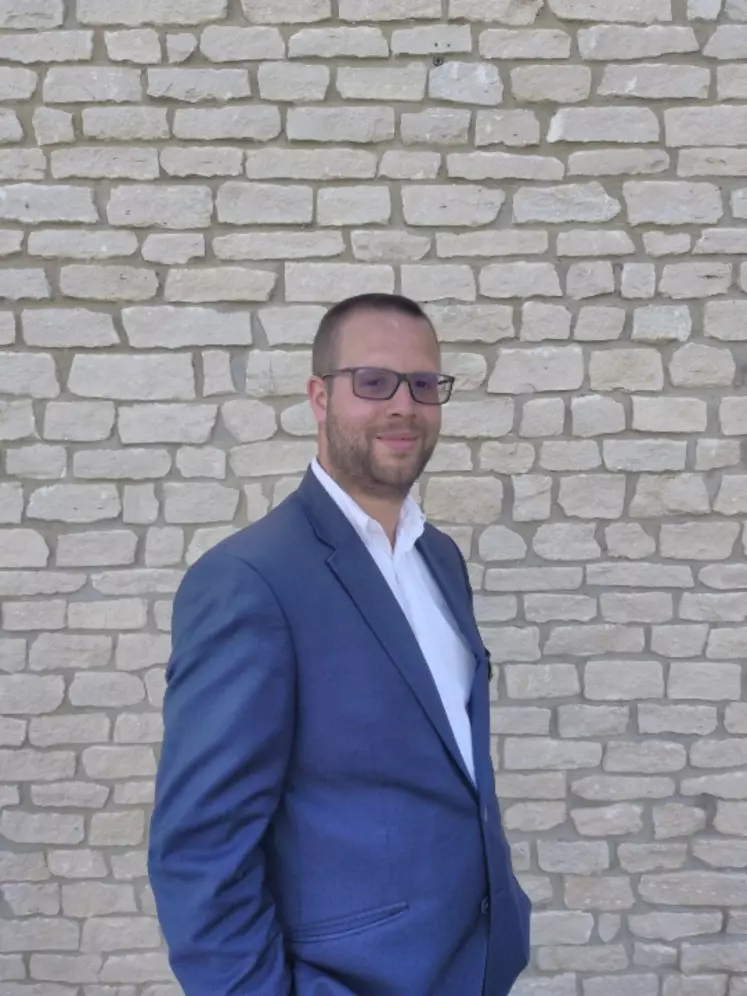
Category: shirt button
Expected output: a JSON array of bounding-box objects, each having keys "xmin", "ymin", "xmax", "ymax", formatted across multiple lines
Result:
[
  {"xmin": 483, "ymin": 805, "xmax": 489, "ymax": 823},
  {"xmin": 481, "ymin": 897, "xmax": 490, "ymax": 916}
]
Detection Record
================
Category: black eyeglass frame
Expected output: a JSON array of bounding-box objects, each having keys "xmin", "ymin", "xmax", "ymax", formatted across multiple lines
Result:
[{"xmin": 320, "ymin": 366, "xmax": 456, "ymax": 406}]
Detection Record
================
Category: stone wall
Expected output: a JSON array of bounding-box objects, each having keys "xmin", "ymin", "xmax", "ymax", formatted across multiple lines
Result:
[{"xmin": 2, "ymin": 1, "xmax": 747, "ymax": 994}]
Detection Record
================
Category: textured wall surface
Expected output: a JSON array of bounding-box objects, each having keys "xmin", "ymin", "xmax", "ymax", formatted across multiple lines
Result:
[{"xmin": 3, "ymin": 0, "xmax": 747, "ymax": 994}]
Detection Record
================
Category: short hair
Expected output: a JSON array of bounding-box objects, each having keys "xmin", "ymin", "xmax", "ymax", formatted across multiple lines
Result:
[{"xmin": 311, "ymin": 293, "xmax": 436, "ymax": 377}]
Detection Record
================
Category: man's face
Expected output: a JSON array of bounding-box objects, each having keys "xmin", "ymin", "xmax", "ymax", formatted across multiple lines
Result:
[{"xmin": 309, "ymin": 309, "xmax": 443, "ymax": 500}]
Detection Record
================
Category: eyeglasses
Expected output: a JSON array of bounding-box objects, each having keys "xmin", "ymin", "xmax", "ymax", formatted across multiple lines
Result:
[{"xmin": 321, "ymin": 367, "xmax": 455, "ymax": 406}]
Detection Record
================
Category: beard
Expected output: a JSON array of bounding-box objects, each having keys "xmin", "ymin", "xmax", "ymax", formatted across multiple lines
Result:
[{"xmin": 324, "ymin": 407, "xmax": 437, "ymax": 501}]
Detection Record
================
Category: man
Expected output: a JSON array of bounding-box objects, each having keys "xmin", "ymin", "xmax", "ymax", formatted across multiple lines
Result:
[{"xmin": 148, "ymin": 293, "xmax": 531, "ymax": 996}]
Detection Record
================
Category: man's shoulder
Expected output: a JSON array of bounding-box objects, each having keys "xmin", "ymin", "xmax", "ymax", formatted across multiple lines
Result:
[
  {"xmin": 422, "ymin": 520, "xmax": 463, "ymax": 562},
  {"xmin": 188, "ymin": 491, "xmax": 313, "ymax": 581}
]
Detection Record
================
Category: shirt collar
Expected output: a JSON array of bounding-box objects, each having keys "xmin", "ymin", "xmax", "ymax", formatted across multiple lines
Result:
[{"xmin": 311, "ymin": 458, "xmax": 425, "ymax": 554}]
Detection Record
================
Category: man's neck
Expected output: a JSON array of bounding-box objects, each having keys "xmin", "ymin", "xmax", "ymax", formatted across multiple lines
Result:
[{"xmin": 316, "ymin": 456, "xmax": 404, "ymax": 548}]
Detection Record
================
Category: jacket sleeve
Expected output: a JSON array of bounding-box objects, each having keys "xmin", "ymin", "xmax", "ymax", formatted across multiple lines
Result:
[{"xmin": 148, "ymin": 551, "xmax": 295, "ymax": 996}]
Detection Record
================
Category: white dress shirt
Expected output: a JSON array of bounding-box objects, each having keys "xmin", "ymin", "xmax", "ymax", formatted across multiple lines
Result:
[{"xmin": 311, "ymin": 459, "xmax": 476, "ymax": 781}]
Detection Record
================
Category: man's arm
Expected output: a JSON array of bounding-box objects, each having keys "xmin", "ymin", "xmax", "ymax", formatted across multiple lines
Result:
[{"xmin": 148, "ymin": 551, "xmax": 294, "ymax": 996}]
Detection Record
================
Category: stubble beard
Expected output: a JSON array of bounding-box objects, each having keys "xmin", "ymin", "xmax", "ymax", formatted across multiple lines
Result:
[{"xmin": 324, "ymin": 407, "xmax": 437, "ymax": 501}]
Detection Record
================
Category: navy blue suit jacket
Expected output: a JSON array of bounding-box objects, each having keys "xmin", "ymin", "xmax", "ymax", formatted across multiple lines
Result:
[{"xmin": 148, "ymin": 469, "xmax": 530, "ymax": 996}]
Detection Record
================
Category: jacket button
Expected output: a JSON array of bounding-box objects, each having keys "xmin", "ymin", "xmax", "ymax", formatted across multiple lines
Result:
[{"xmin": 481, "ymin": 897, "xmax": 490, "ymax": 916}]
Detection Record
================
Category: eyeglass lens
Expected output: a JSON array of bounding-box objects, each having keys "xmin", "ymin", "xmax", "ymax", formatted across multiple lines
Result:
[{"xmin": 352, "ymin": 368, "xmax": 450, "ymax": 405}]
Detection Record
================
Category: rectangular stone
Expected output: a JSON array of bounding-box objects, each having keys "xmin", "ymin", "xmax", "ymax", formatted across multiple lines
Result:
[
  {"xmin": 0, "ymin": 749, "xmax": 74, "ymax": 781},
  {"xmin": 705, "ymin": 23, "xmax": 747, "ymax": 58},
  {"xmin": 392, "ymin": 25, "xmax": 471, "ymax": 53},
  {"xmin": 669, "ymin": 663, "xmax": 742, "ymax": 701},
  {"xmin": 504, "ymin": 737, "xmax": 601, "ymax": 770},
  {"xmin": 243, "ymin": 0, "xmax": 329, "ymax": 19},
  {"xmin": 165, "ymin": 267, "xmax": 275, "ymax": 303},
  {"xmin": 0, "ymin": 29, "xmax": 90, "ymax": 62},
  {"xmin": 601, "ymin": 63, "xmax": 709, "ymax": 98},
  {"xmin": 60, "ymin": 264, "xmax": 157, "ymax": 302},
  {"xmin": 83, "ymin": 107, "xmax": 168, "ymax": 140},
  {"xmin": 108, "ymin": 184, "xmax": 212, "ymax": 229},
  {"xmin": 286, "ymin": 107, "xmax": 394, "ymax": 143},
  {"xmin": 476, "ymin": 110, "xmax": 540, "ymax": 147},
  {"xmin": 0, "ymin": 400, "xmax": 35, "ymax": 441},
  {"xmin": 487, "ymin": 567, "xmax": 582, "ymax": 592},
  {"xmin": 404, "ymin": 184, "xmax": 505, "ymax": 227},
  {"xmin": 505, "ymin": 663, "xmax": 580, "ymax": 700},
  {"xmin": 173, "ymin": 107, "xmax": 280, "ymax": 141},
  {"xmin": 147, "ymin": 68, "xmax": 250, "ymax": 102},
  {"xmin": 216, "ymin": 181, "xmax": 312, "ymax": 225},
  {"xmin": 585, "ymin": 660, "xmax": 664, "ymax": 700},
  {"xmin": 51, "ymin": 147, "xmax": 158, "ymax": 180},
  {"xmin": 481, "ymin": 263, "xmax": 561, "ymax": 299},
  {"xmin": 480, "ymin": 28, "xmax": 571, "ymax": 58},
  {"xmin": 123, "ymin": 306, "xmax": 250, "ymax": 348},
  {"xmin": 30, "ymin": 634, "xmax": 111, "ymax": 675},
  {"xmin": 546, "ymin": 625, "xmax": 644, "ymax": 656},
  {"xmin": 679, "ymin": 148, "xmax": 747, "ymax": 177},
  {"xmin": 549, "ymin": 107, "xmax": 659, "ymax": 143},
  {"xmin": 257, "ymin": 63, "xmax": 329, "ymax": 102},
  {"xmin": 570, "ymin": 148, "xmax": 670, "ymax": 176},
  {"xmin": 31, "ymin": 109, "xmax": 71, "ymax": 146},
  {"xmin": 339, "ymin": 0, "xmax": 439, "ymax": 17},
  {"xmin": 549, "ymin": 0, "xmax": 671, "ymax": 19},
  {"xmin": 246, "ymin": 148, "xmax": 376, "ymax": 180},
  {"xmin": 447, "ymin": 153, "xmax": 563, "ymax": 184},
  {"xmin": 73, "ymin": 448, "xmax": 170, "ymax": 480},
  {"xmin": 1, "ymin": 918, "xmax": 79, "ymax": 953},
  {"xmin": 402, "ymin": 108, "xmax": 471, "ymax": 146},
  {"xmin": 44, "ymin": 67, "xmax": 141, "ymax": 102},
  {"xmin": 105, "ymin": 26, "xmax": 161, "ymax": 63},
  {"xmin": 77, "ymin": 0, "xmax": 227, "ymax": 23},
  {"xmin": 603, "ymin": 440, "xmax": 686, "ymax": 472},
  {"xmin": 29, "ymin": 229, "xmax": 138, "ymax": 260},
  {"xmin": 285, "ymin": 263, "xmax": 393, "ymax": 302},
  {"xmin": 337, "ymin": 64, "xmax": 426, "ymax": 101},
  {"xmin": 0, "ymin": 110, "xmax": 22, "ymax": 142},
  {"xmin": 0, "ymin": 184, "xmax": 96, "ymax": 224},
  {"xmin": 578, "ymin": 25, "xmax": 698, "ymax": 59},
  {"xmin": 44, "ymin": 402, "xmax": 115, "ymax": 442},
  {"xmin": 558, "ymin": 704, "xmax": 628, "ymax": 738},
  {"xmin": 214, "ymin": 232, "xmax": 343, "ymax": 261},
  {"xmin": 0, "ymin": 574, "xmax": 84, "ymax": 598},
  {"xmin": 27, "ymin": 485, "xmax": 119, "ymax": 524},
  {"xmin": 641, "ymin": 873, "xmax": 747, "ymax": 907},
  {"xmin": 511, "ymin": 64, "xmax": 591, "ymax": 104},
  {"xmin": 288, "ymin": 26, "xmax": 386, "ymax": 57},
  {"xmin": 429, "ymin": 61, "xmax": 503, "ymax": 106},
  {"xmin": 632, "ymin": 397, "xmax": 708, "ymax": 434},
  {"xmin": 667, "ymin": 107, "xmax": 747, "ymax": 147},
  {"xmin": 82, "ymin": 746, "xmax": 156, "ymax": 779},
  {"xmin": 69, "ymin": 354, "xmax": 194, "ymax": 401},
  {"xmin": 624, "ymin": 181, "xmax": 723, "ymax": 225}
]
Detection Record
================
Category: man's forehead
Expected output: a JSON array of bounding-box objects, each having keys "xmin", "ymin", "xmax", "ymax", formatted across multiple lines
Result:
[{"xmin": 336, "ymin": 309, "xmax": 439, "ymax": 355}]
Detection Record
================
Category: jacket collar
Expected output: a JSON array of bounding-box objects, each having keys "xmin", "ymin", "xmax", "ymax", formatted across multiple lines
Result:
[{"xmin": 294, "ymin": 467, "xmax": 480, "ymax": 794}]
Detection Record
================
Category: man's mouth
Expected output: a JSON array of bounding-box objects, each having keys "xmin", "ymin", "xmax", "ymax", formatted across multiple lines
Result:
[{"xmin": 377, "ymin": 432, "xmax": 420, "ymax": 452}]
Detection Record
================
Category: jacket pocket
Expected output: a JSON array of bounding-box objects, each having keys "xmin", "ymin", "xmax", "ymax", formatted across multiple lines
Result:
[{"xmin": 286, "ymin": 901, "xmax": 408, "ymax": 944}]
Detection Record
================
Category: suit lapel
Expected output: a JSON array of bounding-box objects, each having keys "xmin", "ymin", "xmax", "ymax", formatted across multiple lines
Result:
[
  {"xmin": 295, "ymin": 469, "xmax": 477, "ymax": 794},
  {"xmin": 417, "ymin": 527, "xmax": 496, "ymax": 791},
  {"xmin": 416, "ymin": 527, "xmax": 485, "ymax": 662}
]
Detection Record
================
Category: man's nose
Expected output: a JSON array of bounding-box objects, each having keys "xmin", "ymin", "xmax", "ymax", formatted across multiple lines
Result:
[{"xmin": 386, "ymin": 377, "xmax": 418, "ymax": 414}]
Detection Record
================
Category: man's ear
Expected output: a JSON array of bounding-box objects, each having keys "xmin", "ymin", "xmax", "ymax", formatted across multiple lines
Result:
[{"xmin": 307, "ymin": 375, "xmax": 328, "ymax": 424}]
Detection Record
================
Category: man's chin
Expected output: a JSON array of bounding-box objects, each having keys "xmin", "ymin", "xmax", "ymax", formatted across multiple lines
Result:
[{"xmin": 369, "ymin": 457, "xmax": 426, "ymax": 494}]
